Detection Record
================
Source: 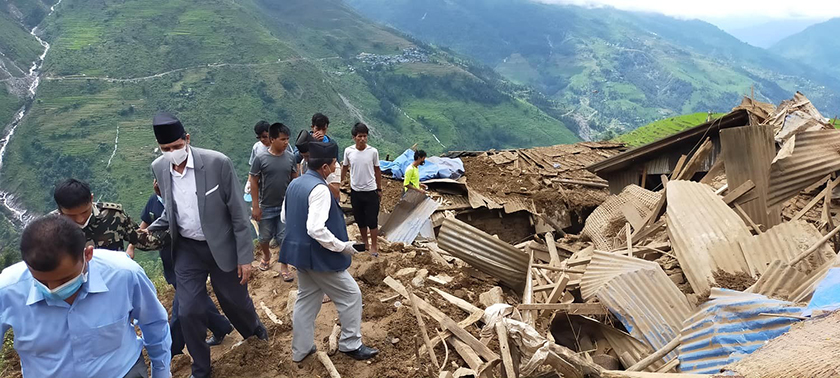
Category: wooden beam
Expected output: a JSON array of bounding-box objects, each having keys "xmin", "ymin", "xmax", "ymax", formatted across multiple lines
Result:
[
  {"xmin": 631, "ymin": 220, "xmax": 664, "ymax": 244},
  {"xmin": 555, "ymin": 179, "xmax": 609, "ymax": 188},
  {"xmin": 545, "ymin": 232, "xmax": 561, "ymax": 266},
  {"xmin": 328, "ymin": 324, "xmax": 341, "ymax": 355},
  {"xmin": 432, "ymin": 287, "xmax": 483, "ymax": 315},
  {"xmin": 545, "ymin": 275, "xmax": 570, "ymax": 304},
  {"xmin": 627, "ymin": 337, "xmax": 680, "ymax": 372},
  {"xmin": 676, "ymin": 138, "xmax": 713, "ymax": 181},
  {"xmin": 734, "ymin": 203, "xmax": 763, "ymax": 234},
  {"xmin": 408, "ymin": 290, "xmax": 441, "ymax": 371},
  {"xmin": 420, "ymin": 310, "xmax": 483, "ymax": 356},
  {"xmin": 495, "ymin": 322, "xmax": 516, "ymax": 378},
  {"xmin": 796, "ymin": 176, "xmax": 840, "ymax": 221},
  {"xmin": 640, "ymin": 165, "xmax": 648, "ymax": 188},
  {"xmin": 386, "ymin": 278, "xmax": 492, "ymax": 362},
  {"xmin": 516, "ymin": 303, "xmax": 608, "ymax": 315},
  {"xmin": 656, "ymin": 358, "xmax": 679, "ymax": 373},
  {"xmin": 522, "ymin": 248, "xmax": 535, "ymax": 327},
  {"xmin": 448, "ymin": 337, "xmax": 482, "ymax": 371},
  {"xmin": 670, "ymin": 154, "xmax": 689, "ymax": 180},
  {"xmin": 722, "ymin": 180, "xmax": 756, "ymax": 205},
  {"xmin": 625, "ymin": 223, "xmax": 633, "ymax": 256},
  {"xmin": 317, "ymin": 351, "xmax": 342, "ymax": 378},
  {"xmin": 533, "ymin": 264, "xmax": 586, "ymax": 274},
  {"xmin": 790, "ymin": 223, "xmax": 840, "ymax": 265}
]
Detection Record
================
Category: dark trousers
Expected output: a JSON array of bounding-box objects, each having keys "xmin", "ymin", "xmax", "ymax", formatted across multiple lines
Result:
[
  {"xmin": 175, "ymin": 236, "xmax": 261, "ymax": 378},
  {"xmin": 169, "ymin": 283, "xmax": 232, "ymax": 355}
]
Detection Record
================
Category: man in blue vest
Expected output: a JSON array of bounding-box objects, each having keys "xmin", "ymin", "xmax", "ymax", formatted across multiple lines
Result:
[{"xmin": 280, "ymin": 140, "xmax": 379, "ymax": 363}]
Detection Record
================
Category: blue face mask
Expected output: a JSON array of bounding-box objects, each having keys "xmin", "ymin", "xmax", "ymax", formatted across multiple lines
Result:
[{"xmin": 35, "ymin": 262, "xmax": 89, "ymax": 301}]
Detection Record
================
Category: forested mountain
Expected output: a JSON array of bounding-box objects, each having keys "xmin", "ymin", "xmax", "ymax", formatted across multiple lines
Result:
[
  {"xmin": 773, "ymin": 18, "xmax": 840, "ymax": 81},
  {"xmin": 346, "ymin": 0, "xmax": 840, "ymax": 139},
  {"xmin": 0, "ymin": 0, "xmax": 578, "ymax": 223}
]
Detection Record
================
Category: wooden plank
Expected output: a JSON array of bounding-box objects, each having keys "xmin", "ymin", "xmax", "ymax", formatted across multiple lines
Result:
[
  {"xmin": 670, "ymin": 154, "xmax": 689, "ymax": 180},
  {"xmin": 555, "ymin": 179, "xmax": 609, "ymax": 188},
  {"xmin": 655, "ymin": 358, "xmax": 679, "ymax": 373},
  {"xmin": 317, "ymin": 351, "xmax": 342, "ymax": 378},
  {"xmin": 522, "ymin": 248, "xmax": 535, "ymax": 327},
  {"xmin": 517, "ymin": 303, "xmax": 608, "ymax": 315},
  {"xmin": 675, "ymin": 138, "xmax": 713, "ymax": 181},
  {"xmin": 734, "ymin": 203, "xmax": 763, "ymax": 234},
  {"xmin": 722, "ymin": 180, "xmax": 756, "ymax": 205},
  {"xmin": 545, "ymin": 275, "xmax": 570, "ymax": 304},
  {"xmin": 532, "ymin": 264, "xmax": 586, "ymax": 274},
  {"xmin": 625, "ymin": 223, "xmax": 633, "ymax": 256},
  {"xmin": 640, "ymin": 165, "xmax": 648, "ymax": 188},
  {"xmin": 793, "ymin": 176, "xmax": 840, "ymax": 221},
  {"xmin": 386, "ymin": 276, "xmax": 490, "ymax": 360},
  {"xmin": 408, "ymin": 290, "xmax": 440, "ymax": 371},
  {"xmin": 627, "ymin": 337, "xmax": 680, "ymax": 371},
  {"xmin": 328, "ymin": 324, "xmax": 341, "ymax": 355},
  {"xmin": 621, "ymin": 204, "xmax": 645, "ymax": 232},
  {"xmin": 448, "ymin": 339, "xmax": 481, "ymax": 371},
  {"xmin": 790, "ymin": 223, "xmax": 840, "ymax": 265},
  {"xmin": 420, "ymin": 310, "xmax": 483, "ymax": 356},
  {"xmin": 545, "ymin": 232, "xmax": 561, "ymax": 266},
  {"xmin": 495, "ymin": 322, "xmax": 516, "ymax": 378},
  {"xmin": 431, "ymin": 287, "xmax": 483, "ymax": 315}
]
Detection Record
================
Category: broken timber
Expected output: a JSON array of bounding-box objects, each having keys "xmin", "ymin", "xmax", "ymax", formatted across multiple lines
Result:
[{"xmin": 517, "ymin": 303, "xmax": 608, "ymax": 315}]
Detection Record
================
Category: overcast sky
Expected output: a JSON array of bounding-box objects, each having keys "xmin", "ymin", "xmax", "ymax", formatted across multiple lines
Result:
[{"xmin": 532, "ymin": 0, "xmax": 840, "ymax": 22}]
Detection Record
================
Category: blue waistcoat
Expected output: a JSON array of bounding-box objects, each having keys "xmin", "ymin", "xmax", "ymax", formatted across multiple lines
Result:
[{"xmin": 279, "ymin": 170, "xmax": 351, "ymax": 271}]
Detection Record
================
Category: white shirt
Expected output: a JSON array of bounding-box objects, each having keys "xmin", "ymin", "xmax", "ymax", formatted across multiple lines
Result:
[
  {"xmin": 281, "ymin": 183, "xmax": 352, "ymax": 253},
  {"xmin": 343, "ymin": 145, "xmax": 380, "ymax": 192},
  {"xmin": 249, "ymin": 141, "xmax": 269, "ymax": 166},
  {"xmin": 170, "ymin": 147, "xmax": 206, "ymax": 241}
]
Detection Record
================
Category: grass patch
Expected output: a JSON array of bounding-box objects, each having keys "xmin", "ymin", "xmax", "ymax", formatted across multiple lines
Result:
[{"xmin": 614, "ymin": 112, "xmax": 725, "ymax": 148}]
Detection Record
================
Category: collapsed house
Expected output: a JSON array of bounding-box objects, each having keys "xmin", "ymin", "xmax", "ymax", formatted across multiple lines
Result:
[{"xmin": 357, "ymin": 91, "xmax": 840, "ymax": 378}]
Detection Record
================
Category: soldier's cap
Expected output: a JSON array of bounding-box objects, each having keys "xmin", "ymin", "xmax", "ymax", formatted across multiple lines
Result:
[
  {"xmin": 295, "ymin": 130, "xmax": 314, "ymax": 153},
  {"xmin": 308, "ymin": 140, "xmax": 338, "ymax": 160},
  {"xmin": 153, "ymin": 112, "xmax": 186, "ymax": 145}
]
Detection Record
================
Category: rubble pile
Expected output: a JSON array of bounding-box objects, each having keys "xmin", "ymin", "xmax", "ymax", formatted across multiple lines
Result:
[{"xmin": 344, "ymin": 92, "xmax": 840, "ymax": 378}]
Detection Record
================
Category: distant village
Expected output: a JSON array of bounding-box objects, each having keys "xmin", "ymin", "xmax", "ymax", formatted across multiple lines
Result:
[{"xmin": 356, "ymin": 47, "xmax": 430, "ymax": 67}]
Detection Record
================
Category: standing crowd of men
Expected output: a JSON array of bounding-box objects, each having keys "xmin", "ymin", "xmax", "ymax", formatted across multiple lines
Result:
[{"xmin": 0, "ymin": 112, "xmax": 395, "ymax": 377}]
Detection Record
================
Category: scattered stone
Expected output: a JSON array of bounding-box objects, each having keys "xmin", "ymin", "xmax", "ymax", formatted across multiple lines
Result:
[
  {"xmin": 428, "ymin": 273, "xmax": 454, "ymax": 285},
  {"xmin": 391, "ymin": 338, "xmax": 400, "ymax": 345},
  {"xmin": 354, "ymin": 259, "xmax": 387, "ymax": 285},
  {"xmin": 412, "ymin": 269, "xmax": 429, "ymax": 288},
  {"xmin": 669, "ymin": 273, "xmax": 686, "ymax": 285},
  {"xmin": 396, "ymin": 267, "xmax": 418, "ymax": 277}
]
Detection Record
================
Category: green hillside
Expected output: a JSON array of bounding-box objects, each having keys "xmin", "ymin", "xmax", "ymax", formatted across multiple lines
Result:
[
  {"xmin": 613, "ymin": 112, "xmax": 725, "ymax": 148},
  {"xmin": 772, "ymin": 18, "xmax": 840, "ymax": 80},
  {"xmin": 0, "ymin": 0, "xmax": 578, "ymax": 220},
  {"xmin": 346, "ymin": 0, "xmax": 840, "ymax": 138}
]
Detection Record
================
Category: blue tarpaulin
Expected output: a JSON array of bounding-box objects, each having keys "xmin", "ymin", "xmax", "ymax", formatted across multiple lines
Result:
[
  {"xmin": 803, "ymin": 267, "xmax": 840, "ymax": 316},
  {"xmin": 380, "ymin": 149, "xmax": 464, "ymax": 181},
  {"xmin": 679, "ymin": 289, "xmax": 804, "ymax": 374}
]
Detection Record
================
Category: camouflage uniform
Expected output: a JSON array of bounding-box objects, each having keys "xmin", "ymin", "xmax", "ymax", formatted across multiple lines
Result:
[{"xmin": 52, "ymin": 202, "xmax": 165, "ymax": 251}]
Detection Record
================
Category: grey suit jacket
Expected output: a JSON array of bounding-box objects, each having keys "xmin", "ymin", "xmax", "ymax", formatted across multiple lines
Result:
[{"xmin": 148, "ymin": 146, "xmax": 253, "ymax": 272}]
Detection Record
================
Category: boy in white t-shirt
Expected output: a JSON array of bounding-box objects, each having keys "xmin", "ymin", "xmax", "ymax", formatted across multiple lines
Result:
[{"xmin": 341, "ymin": 122, "xmax": 382, "ymax": 256}]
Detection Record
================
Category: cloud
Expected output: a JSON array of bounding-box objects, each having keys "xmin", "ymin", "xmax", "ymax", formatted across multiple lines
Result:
[{"xmin": 531, "ymin": 0, "xmax": 840, "ymax": 19}]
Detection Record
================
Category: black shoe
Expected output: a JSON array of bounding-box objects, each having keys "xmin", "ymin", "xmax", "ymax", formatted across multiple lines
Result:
[
  {"xmin": 293, "ymin": 346, "xmax": 317, "ymax": 363},
  {"xmin": 206, "ymin": 333, "xmax": 226, "ymax": 346},
  {"xmin": 254, "ymin": 323, "xmax": 269, "ymax": 341},
  {"xmin": 341, "ymin": 345, "xmax": 379, "ymax": 360}
]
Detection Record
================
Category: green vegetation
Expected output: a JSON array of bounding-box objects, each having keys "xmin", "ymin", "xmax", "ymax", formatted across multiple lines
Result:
[
  {"xmin": 0, "ymin": 11, "xmax": 42, "ymax": 75},
  {"xmin": 0, "ymin": 0, "xmax": 577, "ymax": 223},
  {"xmin": 0, "ymin": 330, "xmax": 15, "ymax": 376},
  {"xmin": 346, "ymin": 0, "xmax": 840, "ymax": 135},
  {"xmin": 613, "ymin": 112, "xmax": 726, "ymax": 148}
]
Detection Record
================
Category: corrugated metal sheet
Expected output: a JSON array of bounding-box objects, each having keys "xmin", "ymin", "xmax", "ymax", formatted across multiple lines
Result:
[
  {"xmin": 606, "ymin": 169, "xmax": 639, "ymax": 195},
  {"xmin": 767, "ymin": 129, "xmax": 840, "ymax": 208},
  {"xmin": 438, "ymin": 217, "xmax": 528, "ymax": 290},
  {"xmin": 719, "ymin": 125, "xmax": 781, "ymax": 229},
  {"xmin": 747, "ymin": 260, "xmax": 807, "ymax": 299},
  {"xmin": 380, "ymin": 190, "xmax": 440, "ymax": 244},
  {"xmin": 738, "ymin": 220, "xmax": 835, "ymax": 276},
  {"xmin": 679, "ymin": 289, "xmax": 804, "ymax": 374},
  {"xmin": 666, "ymin": 181, "xmax": 753, "ymax": 294},
  {"xmin": 596, "ymin": 266, "xmax": 695, "ymax": 361},
  {"xmin": 790, "ymin": 254, "xmax": 840, "ymax": 303},
  {"xmin": 581, "ymin": 251, "xmax": 659, "ymax": 301},
  {"xmin": 437, "ymin": 194, "xmax": 471, "ymax": 211},
  {"xmin": 552, "ymin": 315, "xmax": 665, "ymax": 372}
]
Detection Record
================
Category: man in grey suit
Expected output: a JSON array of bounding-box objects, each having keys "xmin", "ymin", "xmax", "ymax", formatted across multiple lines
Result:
[{"xmin": 147, "ymin": 113, "xmax": 267, "ymax": 378}]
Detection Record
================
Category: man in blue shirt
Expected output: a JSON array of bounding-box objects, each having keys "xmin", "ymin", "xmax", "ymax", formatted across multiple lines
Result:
[{"xmin": 0, "ymin": 214, "xmax": 171, "ymax": 377}]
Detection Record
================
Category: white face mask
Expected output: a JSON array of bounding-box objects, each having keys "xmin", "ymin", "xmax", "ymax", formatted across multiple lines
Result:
[{"xmin": 163, "ymin": 146, "xmax": 188, "ymax": 166}]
